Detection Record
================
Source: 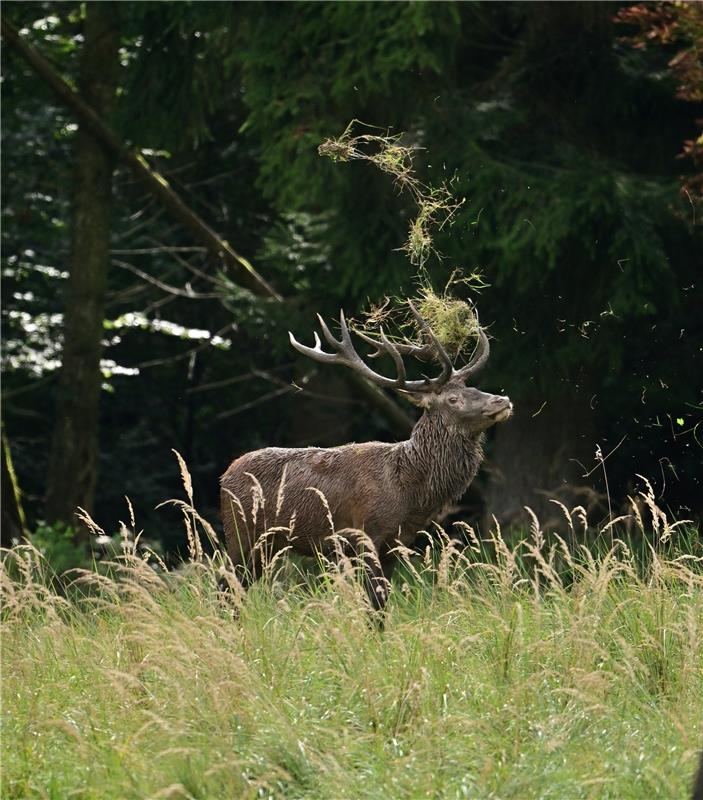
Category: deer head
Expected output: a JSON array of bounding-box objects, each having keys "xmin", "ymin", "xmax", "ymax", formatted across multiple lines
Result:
[{"xmin": 289, "ymin": 302, "xmax": 512, "ymax": 434}]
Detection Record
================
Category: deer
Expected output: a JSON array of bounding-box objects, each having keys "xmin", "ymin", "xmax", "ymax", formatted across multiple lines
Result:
[{"xmin": 220, "ymin": 302, "xmax": 513, "ymax": 612}]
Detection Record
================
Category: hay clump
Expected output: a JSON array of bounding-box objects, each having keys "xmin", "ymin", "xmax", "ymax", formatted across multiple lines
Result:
[
  {"xmin": 413, "ymin": 287, "xmax": 480, "ymax": 360},
  {"xmin": 357, "ymin": 285, "xmax": 482, "ymax": 363}
]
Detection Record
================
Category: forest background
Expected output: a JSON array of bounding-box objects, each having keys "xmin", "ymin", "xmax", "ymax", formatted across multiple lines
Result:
[{"xmin": 2, "ymin": 0, "xmax": 701, "ymax": 563}]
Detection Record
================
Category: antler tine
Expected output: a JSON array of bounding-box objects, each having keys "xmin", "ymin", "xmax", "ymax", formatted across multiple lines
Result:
[
  {"xmin": 290, "ymin": 312, "xmax": 410, "ymax": 390},
  {"xmin": 318, "ymin": 313, "xmax": 342, "ymax": 348},
  {"xmin": 407, "ymin": 301, "xmax": 453, "ymax": 387},
  {"xmin": 352, "ymin": 326, "xmax": 406, "ymax": 383},
  {"xmin": 356, "ymin": 328, "xmax": 436, "ymax": 362},
  {"xmin": 353, "ymin": 328, "xmax": 385, "ymax": 359},
  {"xmin": 453, "ymin": 326, "xmax": 490, "ymax": 381},
  {"xmin": 341, "ymin": 310, "xmax": 354, "ymax": 337},
  {"xmin": 289, "ymin": 329, "xmax": 337, "ymax": 364},
  {"xmin": 379, "ymin": 326, "xmax": 407, "ymax": 384},
  {"xmin": 387, "ymin": 341, "xmax": 436, "ymax": 360}
]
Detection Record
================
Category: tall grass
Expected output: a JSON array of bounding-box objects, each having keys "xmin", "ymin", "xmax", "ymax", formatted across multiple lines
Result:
[{"xmin": 2, "ymin": 477, "xmax": 702, "ymax": 799}]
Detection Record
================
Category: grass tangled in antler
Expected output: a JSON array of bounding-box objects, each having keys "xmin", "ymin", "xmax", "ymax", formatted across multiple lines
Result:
[
  {"xmin": 413, "ymin": 287, "xmax": 480, "ymax": 361},
  {"xmin": 358, "ymin": 276, "xmax": 487, "ymax": 363},
  {"xmin": 320, "ymin": 121, "xmax": 487, "ymax": 359},
  {"xmin": 319, "ymin": 120, "xmax": 463, "ymax": 267}
]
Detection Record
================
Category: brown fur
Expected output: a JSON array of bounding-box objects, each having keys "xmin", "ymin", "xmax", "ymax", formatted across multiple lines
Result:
[
  {"xmin": 693, "ymin": 751, "xmax": 703, "ymax": 800},
  {"xmin": 220, "ymin": 384, "xmax": 512, "ymax": 610}
]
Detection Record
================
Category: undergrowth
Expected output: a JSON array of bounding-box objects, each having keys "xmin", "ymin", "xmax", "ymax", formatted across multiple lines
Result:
[{"xmin": 2, "ymin": 467, "xmax": 702, "ymax": 800}]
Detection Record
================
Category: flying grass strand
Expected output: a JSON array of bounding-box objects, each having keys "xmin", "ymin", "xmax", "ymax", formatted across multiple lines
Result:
[{"xmin": 319, "ymin": 120, "xmax": 464, "ymax": 267}]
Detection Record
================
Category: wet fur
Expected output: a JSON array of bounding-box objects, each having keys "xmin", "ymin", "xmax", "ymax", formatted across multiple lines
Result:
[{"xmin": 220, "ymin": 406, "xmax": 485, "ymax": 608}]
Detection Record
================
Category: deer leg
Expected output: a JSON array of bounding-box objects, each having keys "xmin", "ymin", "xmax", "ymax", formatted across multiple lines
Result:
[
  {"xmin": 235, "ymin": 548, "xmax": 263, "ymax": 589},
  {"xmin": 221, "ymin": 523, "xmax": 263, "ymax": 593},
  {"xmin": 349, "ymin": 539, "xmax": 392, "ymax": 614},
  {"xmin": 335, "ymin": 532, "xmax": 386, "ymax": 614},
  {"xmin": 219, "ymin": 548, "xmax": 264, "ymax": 611},
  {"xmin": 379, "ymin": 544, "xmax": 399, "ymax": 584},
  {"xmin": 364, "ymin": 545, "xmax": 400, "ymax": 614}
]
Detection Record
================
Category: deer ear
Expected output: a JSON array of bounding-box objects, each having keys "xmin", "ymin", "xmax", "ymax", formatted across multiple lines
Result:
[{"xmin": 401, "ymin": 392, "xmax": 432, "ymax": 408}]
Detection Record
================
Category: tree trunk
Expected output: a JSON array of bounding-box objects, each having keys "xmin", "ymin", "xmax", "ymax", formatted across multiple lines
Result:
[
  {"xmin": 0, "ymin": 15, "xmax": 280, "ymax": 299},
  {"xmin": 45, "ymin": 3, "xmax": 119, "ymax": 536},
  {"xmin": 1, "ymin": 426, "xmax": 27, "ymax": 547}
]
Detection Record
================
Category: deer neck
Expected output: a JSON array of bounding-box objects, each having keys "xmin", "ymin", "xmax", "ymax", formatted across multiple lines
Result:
[{"xmin": 399, "ymin": 410, "xmax": 485, "ymax": 510}]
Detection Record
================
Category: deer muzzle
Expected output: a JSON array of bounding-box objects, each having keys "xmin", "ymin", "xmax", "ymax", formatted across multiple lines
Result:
[{"xmin": 485, "ymin": 395, "xmax": 513, "ymax": 422}]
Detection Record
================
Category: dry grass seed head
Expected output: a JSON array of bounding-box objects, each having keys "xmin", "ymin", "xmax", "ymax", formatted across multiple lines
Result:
[
  {"xmin": 75, "ymin": 505, "xmax": 105, "ymax": 539},
  {"xmin": 275, "ymin": 464, "xmax": 289, "ymax": 521},
  {"xmin": 244, "ymin": 471, "xmax": 266, "ymax": 532},
  {"xmin": 304, "ymin": 486, "xmax": 335, "ymax": 537},
  {"xmin": 171, "ymin": 449, "xmax": 194, "ymax": 506}
]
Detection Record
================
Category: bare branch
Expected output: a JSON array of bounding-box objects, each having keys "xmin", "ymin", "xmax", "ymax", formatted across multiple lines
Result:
[
  {"xmin": 110, "ymin": 246, "xmax": 207, "ymax": 255},
  {"xmin": 217, "ymin": 385, "xmax": 295, "ymax": 420},
  {"xmin": 112, "ymin": 259, "xmax": 219, "ymax": 299},
  {"xmin": 1, "ymin": 17, "xmax": 281, "ymax": 300}
]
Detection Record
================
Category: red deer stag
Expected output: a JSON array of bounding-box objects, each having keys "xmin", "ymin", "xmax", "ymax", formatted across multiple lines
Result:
[{"xmin": 220, "ymin": 303, "xmax": 512, "ymax": 611}]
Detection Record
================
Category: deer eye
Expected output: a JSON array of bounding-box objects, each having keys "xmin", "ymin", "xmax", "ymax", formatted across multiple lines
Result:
[{"xmin": 447, "ymin": 396, "xmax": 460, "ymax": 405}]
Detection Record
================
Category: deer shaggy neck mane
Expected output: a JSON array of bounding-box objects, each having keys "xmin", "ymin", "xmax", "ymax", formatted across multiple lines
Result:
[{"xmin": 397, "ymin": 408, "xmax": 485, "ymax": 513}]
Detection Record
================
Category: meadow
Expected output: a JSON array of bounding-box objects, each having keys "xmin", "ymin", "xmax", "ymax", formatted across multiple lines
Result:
[{"xmin": 2, "ymin": 479, "xmax": 702, "ymax": 800}]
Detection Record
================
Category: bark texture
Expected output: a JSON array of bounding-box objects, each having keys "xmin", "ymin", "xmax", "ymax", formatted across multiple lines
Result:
[{"xmin": 45, "ymin": 3, "xmax": 120, "ymax": 533}]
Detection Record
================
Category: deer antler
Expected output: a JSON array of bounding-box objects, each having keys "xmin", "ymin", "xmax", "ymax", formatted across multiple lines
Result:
[
  {"xmin": 289, "ymin": 305, "xmax": 456, "ymax": 393},
  {"xmin": 451, "ymin": 326, "xmax": 490, "ymax": 382},
  {"xmin": 290, "ymin": 302, "xmax": 490, "ymax": 392},
  {"xmin": 352, "ymin": 301, "xmax": 490, "ymax": 386}
]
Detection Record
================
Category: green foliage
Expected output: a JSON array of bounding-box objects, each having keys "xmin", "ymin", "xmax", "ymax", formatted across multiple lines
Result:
[
  {"xmin": 319, "ymin": 121, "xmax": 462, "ymax": 267},
  {"xmin": 231, "ymin": 3, "xmax": 466, "ymax": 300},
  {"xmin": 116, "ymin": 3, "xmax": 242, "ymax": 150},
  {"xmin": 236, "ymin": 3, "xmax": 461, "ymax": 208},
  {"xmin": 28, "ymin": 521, "xmax": 88, "ymax": 577},
  {"xmin": 258, "ymin": 211, "xmax": 333, "ymax": 296}
]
